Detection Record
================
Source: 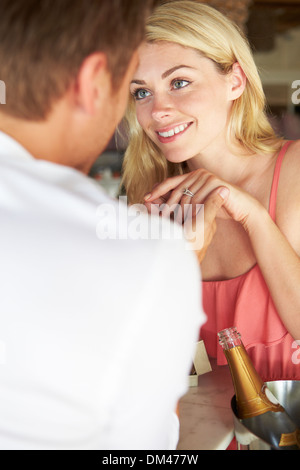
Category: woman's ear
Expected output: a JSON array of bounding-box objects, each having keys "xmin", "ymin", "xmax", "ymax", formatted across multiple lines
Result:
[
  {"xmin": 72, "ymin": 52, "xmax": 110, "ymax": 115},
  {"xmin": 228, "ymin": 62, "xmax": 247, "ymax": 101}
]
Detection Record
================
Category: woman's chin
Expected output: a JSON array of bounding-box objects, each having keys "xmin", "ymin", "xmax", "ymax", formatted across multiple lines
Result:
[{"xmin": 164, "ymin": 153, "xmax": 191, "ymax": 165}]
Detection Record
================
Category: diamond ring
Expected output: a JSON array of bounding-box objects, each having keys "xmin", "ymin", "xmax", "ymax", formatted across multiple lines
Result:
[{"xmin": 182, "ymin": 188, "xmax": 194, "ymax": 197}]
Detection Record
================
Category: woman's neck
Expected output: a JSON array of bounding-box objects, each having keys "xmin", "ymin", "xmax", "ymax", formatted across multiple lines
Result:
[{"xmin": 186, "ymin": 139, "xmax": 259, "ymax": 186}]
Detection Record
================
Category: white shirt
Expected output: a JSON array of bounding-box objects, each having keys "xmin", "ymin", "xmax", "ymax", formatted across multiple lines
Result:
[{"xmin": 0, "ymin": 131, "xmax": 205, "ymax": 450}]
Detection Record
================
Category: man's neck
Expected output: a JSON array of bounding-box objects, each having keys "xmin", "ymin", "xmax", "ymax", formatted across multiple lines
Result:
[{"xmin": 0, "ymin": 102, "xmax": 93, "ymax": 174}]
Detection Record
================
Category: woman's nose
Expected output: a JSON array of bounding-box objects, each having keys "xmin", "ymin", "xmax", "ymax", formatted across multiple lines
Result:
[{"xmin": 151, "ymin": 94, "xmax": 174, "ymax": 121}]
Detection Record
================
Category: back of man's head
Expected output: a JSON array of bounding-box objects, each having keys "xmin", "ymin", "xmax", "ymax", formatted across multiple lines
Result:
[{"xmin": 0, "ymin": 0, "xmax": 155, "ymax": 121}]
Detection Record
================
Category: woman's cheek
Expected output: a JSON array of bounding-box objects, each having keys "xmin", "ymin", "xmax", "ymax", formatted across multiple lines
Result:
[{"xmin": 136, "ymin": 106, "xmax": 149, "ymax": 132}]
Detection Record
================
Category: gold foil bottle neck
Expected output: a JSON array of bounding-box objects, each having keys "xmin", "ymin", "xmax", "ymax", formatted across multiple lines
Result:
[
  {"xmin": 219, "ymin": 327, "xmax": 300, "ymax": 449},
  {"xmin": 223, "ymin": 345, "xmax": 283, "ymax": 419}
]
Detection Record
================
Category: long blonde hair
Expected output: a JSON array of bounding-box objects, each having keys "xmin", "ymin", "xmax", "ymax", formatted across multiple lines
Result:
[{"xmin": 122, "ymin": 1, "xmax": 282, "ymax": 204}]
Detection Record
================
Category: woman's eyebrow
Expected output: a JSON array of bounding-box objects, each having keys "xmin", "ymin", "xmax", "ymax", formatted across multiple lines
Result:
[
  {"xmin": 161, "ymin": 65, "xmax": 194, "ymax": 79},
  {"xmin": 131, "ymin": 65, "xmax": 194, "ymax": 85},
  {"xmin": 131, "ymin": 79, "xmax": 146, "ymax": 85}
]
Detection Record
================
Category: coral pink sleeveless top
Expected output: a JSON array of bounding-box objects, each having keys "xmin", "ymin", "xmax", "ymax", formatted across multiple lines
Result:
[{"xmin": 201, "ymin": 141, "xmax": 300, "ymax": 382}]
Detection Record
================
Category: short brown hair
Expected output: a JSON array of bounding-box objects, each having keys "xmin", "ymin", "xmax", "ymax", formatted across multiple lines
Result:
[{"xmin": 0, "ymin": 0, "xmax": 155, "ymax": 120}]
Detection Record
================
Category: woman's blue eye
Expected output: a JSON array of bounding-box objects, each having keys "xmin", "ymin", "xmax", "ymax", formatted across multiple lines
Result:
[
  {"xmin": 173, "ymin": 80, "xmax": 190, "ymax": 89},
  {"xmin": 133, "ymin": 89, "xmax": 151, "ymax": 100}
]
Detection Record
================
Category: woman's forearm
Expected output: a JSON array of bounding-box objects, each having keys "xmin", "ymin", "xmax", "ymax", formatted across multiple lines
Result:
[{"xmin": 244, "ymin": 205, "xmax": 300, "ymax": 340}]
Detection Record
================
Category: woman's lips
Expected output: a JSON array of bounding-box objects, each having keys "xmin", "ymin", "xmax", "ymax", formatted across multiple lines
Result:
[{"xmin": 156, "ymin": 122, "xmax": 193, "ymax": 143}]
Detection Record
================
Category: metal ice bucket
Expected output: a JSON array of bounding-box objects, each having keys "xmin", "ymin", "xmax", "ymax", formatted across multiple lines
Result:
[{"xmin": 231, "ymin": 380, "xmax": 300, "ymax": 450}]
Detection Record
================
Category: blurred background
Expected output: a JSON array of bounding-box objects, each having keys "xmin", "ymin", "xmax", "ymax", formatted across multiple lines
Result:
[{"xmin": 90, "ymin": 0, "xmax": 300, "ymax": 196}]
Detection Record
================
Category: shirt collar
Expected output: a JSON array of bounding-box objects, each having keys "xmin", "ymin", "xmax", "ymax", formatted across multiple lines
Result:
[{"xmin": 0, "ymin": 130, "xmax": 34, "ymax": 163}]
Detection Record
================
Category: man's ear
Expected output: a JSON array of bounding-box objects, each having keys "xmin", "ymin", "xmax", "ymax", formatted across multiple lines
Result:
[
  {"xmin": 228, "ymin": 62, "xmax": 247, "ymax": 101},
  {"xmin": 72, "ymin": 52, "xmax": 111, "ymax": 115}
]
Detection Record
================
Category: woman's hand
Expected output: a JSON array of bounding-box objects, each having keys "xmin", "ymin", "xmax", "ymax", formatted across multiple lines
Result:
[
  {"xmin": 143, "ymin": 169, "xmax": 262, "ymax": 261},
  {"xmin": 144, "ymin": 169, "xmax": 260, "ymax": 231}
]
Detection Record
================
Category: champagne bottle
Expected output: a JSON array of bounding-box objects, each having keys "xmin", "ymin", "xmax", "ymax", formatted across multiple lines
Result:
[{"xmin": 218, "ymin": 327, "xmax": 300, "ymax": 450}]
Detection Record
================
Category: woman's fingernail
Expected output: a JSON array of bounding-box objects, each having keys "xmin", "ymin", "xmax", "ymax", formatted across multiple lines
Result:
[
  {"xmin": 218, "ymin": 187, "xmax": 230, "ymax": 200},
  {"xmin": 144, "ymin": 193, "xmax": 152, "ymax": 201}
]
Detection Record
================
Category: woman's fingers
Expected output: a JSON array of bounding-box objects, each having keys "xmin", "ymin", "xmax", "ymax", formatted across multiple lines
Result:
[
  {"xmin": 144, "ymin": 174, "xmax": 188, "ymax": 202},
  {"xmin": 203, "ymin": 187, "xmax": 230, "ymax": 226},
  {"xmin": 145, "ymin": 170, "xmax": 223, "ymax": 208},
  {"xmin": 144, "ymin": 170, "xmax": 233, "ymax": 226},
  {"xmin": 144, "ymin": 196, "xmax": 166, "ymax": 215},
  {"xmin": 183, "ymin": 187, "xmax": 230, "ymax": 261}
]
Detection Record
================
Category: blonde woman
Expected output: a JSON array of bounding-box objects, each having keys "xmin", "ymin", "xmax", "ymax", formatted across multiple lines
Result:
[{"xmin": 122, "ymin": 1, "xmax": 300, "ymax": 381}]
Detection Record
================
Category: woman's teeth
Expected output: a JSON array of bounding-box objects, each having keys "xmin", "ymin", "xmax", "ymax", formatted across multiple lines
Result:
[{"xmin": 158, "ymin": 123, "xmax": 189, "ymax": 138}]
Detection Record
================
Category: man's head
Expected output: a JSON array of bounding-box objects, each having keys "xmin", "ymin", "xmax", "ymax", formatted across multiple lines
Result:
[
  {"xmin": 0, "ymin": 0, "xmax": 155, "ymax": 121},
  {"xmin": 0, "ymin": 0, "xmax": 157, "ymax": 171}
]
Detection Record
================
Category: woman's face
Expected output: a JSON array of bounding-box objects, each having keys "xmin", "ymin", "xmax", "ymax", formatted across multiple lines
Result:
[{"xmin": 130, "ymin": 42, "xmax": 234, "ymax": 164}]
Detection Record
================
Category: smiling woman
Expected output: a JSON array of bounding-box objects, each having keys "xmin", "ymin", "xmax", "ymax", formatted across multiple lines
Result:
[
  {"xmin": 121, "ymin": 1, "xmax": 300, "ymax": 383},
  {"xmin": 122, "ymin": 1, "xmax": 280, "ymax": 205},
  {"xmin": 129, "ymin": 42, "xmax": 236, "ymax": 165}
]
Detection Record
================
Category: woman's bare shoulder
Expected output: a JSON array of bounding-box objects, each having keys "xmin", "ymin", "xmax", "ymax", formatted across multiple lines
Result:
[
  {"xmin": 281, "ymin": 140, "xmax": 300, "ymax": 187},
  {"xmin": 279, "ymin": 139, "xmax": 300, "ymax": 178},
  {"xmin": 287, "ymin": 139, "xmax": 300, "ymax": 157},
  {"xmin": 277, "ymin": 139, "xmax": 300, "ymax": 249}
]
